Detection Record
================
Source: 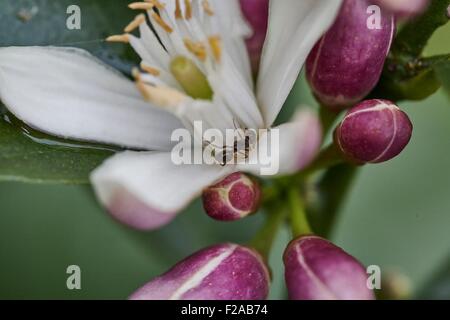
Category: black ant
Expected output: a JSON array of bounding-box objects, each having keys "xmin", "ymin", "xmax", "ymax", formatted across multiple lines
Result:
[{"xmin": 203, "ymin": 119, "xmax": 256, "ymax": 166}]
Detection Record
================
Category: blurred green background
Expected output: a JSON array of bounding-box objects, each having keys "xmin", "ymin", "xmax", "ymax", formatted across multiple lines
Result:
[{"xmin": 0, "ymin": 1, "xmax": 449, "ymax": 299}]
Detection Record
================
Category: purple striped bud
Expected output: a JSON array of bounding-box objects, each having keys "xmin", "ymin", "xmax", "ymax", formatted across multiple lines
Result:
[
  {"xmin": 202, "ymin": 172, "xmax": 261, "ymax": 222},
  {"xmin": 130, "ymin": 243, "xmax": 270, "ymax": 300},
  {"xmin": 284, "ymin": 236, "xmax": 375, "ymax": 300},
  {"xmin": 334, "ymin": 99, "xmax": 413, "ymax": 164},
  {"xmin": 239, "ymin": 0, "xmax": 269, "ymax": 75},
  {"xmin": 374, "ymin": 0, "xmax": 430, "ymax": 19},
  {"xmin": 306, "ymin": 0, "xmax": 395, "ymax": 111}
]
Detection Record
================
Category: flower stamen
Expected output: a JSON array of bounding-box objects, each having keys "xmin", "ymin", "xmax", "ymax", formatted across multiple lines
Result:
[
  {"xmin": 183, "ymin": 38, "xmax": 207, "ymax": 61},
  {"xmin": 151, "ymin": 12, "xmax": 173, "ymax": 33},
  {"xmin": 184, "ymin": 0, "xmax": 193, "ymax": 20},
  {"xmin": 124, "ymin": 14, "xmax": 147, "ymax": 33},
  {"xmin": 128, "ymin": 2, "xmax": 154, "ymax": 10},
  {"xmin": 146, "ymin": 0, "xmax": 165, "ymax": 11},
  {"xmin": 140, "ymin": 62, "xmax": 161, "ymax": 76},
  {"xmin": 106, "ymin": 34, "xmax": 130, "ymax": 43},
  {"xmin": 202, "ymin": 0, "xmax": 214, "ymax": 16},
  {"xmin": 175, "ymin": 0, "xmax": 183, "ymax": 19},
  {"xmin": 208, "ymin": 36, "xmax": 222, "ymax": 62},
  {"xmin": 133, "ymin": 68, "xmax": 187, "ymax": 108}
]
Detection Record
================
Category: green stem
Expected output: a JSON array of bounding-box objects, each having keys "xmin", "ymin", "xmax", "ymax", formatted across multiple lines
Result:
[
  {"xmin": 288, "ymin": 188, "xmax": 312, "ymax": 238},
  {"xmin": 261, "ymin": 185, "xmax": 279, "ymax": 205},
  {"xmin": 372, "ymin": 1, "xmax": 450, "ymax": 101},
  {"xmin": 392, "ymin": 0, "xmax": 450, "ymax": 58},
  {"xmin": 319, "ymin": 106, "xmax": 340, "ymax": 138},
  {"xmin": 307, "ymin": 164, "xmax": 359, "ymax": 237},
  {"xmin": 249, "ymin": 204, "xmax": 287, "ymax": 261},
  {"xmin": 295, "ymin": 144, "xmax": 345, "ymax": 180}
]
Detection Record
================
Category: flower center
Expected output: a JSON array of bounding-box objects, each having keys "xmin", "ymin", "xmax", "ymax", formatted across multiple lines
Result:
[
  {"xmin": 107, "ymin": 0, "xmax": 223, "ymax": 106},
  {"xmin": 170, "ymin": 56, "xmax": 213, "ymax": 100},
  {"xmin": 106, "ymin": 0, "xmax": 261, "ymax": 164}
]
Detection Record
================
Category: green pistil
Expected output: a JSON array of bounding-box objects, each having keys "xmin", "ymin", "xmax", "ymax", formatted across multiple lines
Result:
[{"xmin": 170, "ymin": 56, "xmax": 213, "ymax": 100}]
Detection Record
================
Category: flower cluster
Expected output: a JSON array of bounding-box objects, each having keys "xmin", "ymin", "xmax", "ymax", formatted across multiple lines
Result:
[{"xmin": 0, "ymin": 0, "xmax": 443, "ymax": 300}]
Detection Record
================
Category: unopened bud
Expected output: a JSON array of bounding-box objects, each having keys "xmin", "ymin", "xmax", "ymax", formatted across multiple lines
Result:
[
  {"xmin": 306, "ymin": 0, "xmax": 395, "ymax": 111},
  {"xmin": 202, "ymin": 172, "xmax": 261, "ymax": 221},
  {"xmin": 284, "ymin": 236, "xmax": 375, "ymax": 300},
  {"xmin": 130, "ymin": 243, "xmax": 270, "ymax": 300},
  {"xmin": 239, "ymin": 0, "xmax": 269, "ymax": 75},
  {"xmin": 334, "ymin": 99, "xmax": 413, "ymax": 164},
  {"xmin": 374, "ymin": 0, "xmax": 430, "ymax": 19}
]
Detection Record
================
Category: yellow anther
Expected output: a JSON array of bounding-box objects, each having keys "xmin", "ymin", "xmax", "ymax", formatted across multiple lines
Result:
[
  {"xmin": 208, "ymin": 36, "xmax": 222, "ymax": 62},
  {"xmin": 184, "ymin": 0, "xmax": 192, "ymax": 19},
  {"xmin": 151, "ymin": 12, "xmax": 173, "ymax": 33},
  {"xmin": 133, "ymin": 68, "xmax": 186, "ymax": 108},
  {"xmin": 175, "ymin": 0, "xmax": 183, "ymax": 19},
  {"xmin": 124, "ymin": 14, "xmax": 146, "ymax": 33},
  {"xmin": 202, "ymin": 0, "xmax": 214, "ymax": 16},
  {"xmin": 140, "ymin": 62, "xmax": 161, "ymax": 76},
  {"xmin": 184, "ymin": 39, "xmax": 207, "ymax": 61},
  {"xmin": 128, "ymin": 2, "xmax": 154, "ymax": 10},
  {"xmin": 106, "ymin": 34, "xmax": 130, "ymax": 43}
]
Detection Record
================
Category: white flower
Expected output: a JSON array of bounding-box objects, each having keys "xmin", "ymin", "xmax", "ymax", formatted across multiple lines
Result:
[{"xmin": 0, "ymin": 0, "xmax": 342, "ymax": 229}]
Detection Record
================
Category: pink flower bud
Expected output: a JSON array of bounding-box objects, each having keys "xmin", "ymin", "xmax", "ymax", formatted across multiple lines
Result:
[
  {"xmin": 239, "ymin": 0, "xmax": 269, "ymax": 75},
  {"xmin": 202, "ymin": 172, "xmax": 261, "ymax": 221},
  {"xmin": 374, "ymin": 0, "xmax": 430, "ymax": 19},
  {"xmin": 334, "ymin": 99, "xmax": 413, "ymax": 164},
  {"xmin": 284, "ymin": 236, "xmax": 375, "ymax": 300},
  {"xmin": 130, "ymin": 243, "xmax": 270, "ymax": 300},
  {"xmin": 306, "ymin": 0, "xmax": 395, "ymax": 111}
]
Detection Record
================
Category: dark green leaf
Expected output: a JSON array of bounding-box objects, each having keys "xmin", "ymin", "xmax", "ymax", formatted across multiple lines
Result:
[
  {"xmin": 434, "ymin": 60, "xmax": 450, "ymax": 99},
  {"xmin": 0, "ymin": 0, "xmax": 139, "ymax": 183},
  {"xmin": 373, "ymin": 55, "xmax": 449, "ymax": 102},
  {"xmin": 0, "ymin": 110, "xmax": 113, "ymax": 184},
  {"xmin": 0, "ymin": 0, "xmax": 140, "ymax": 73}
]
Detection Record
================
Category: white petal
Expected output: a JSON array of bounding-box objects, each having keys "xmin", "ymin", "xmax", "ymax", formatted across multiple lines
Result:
[
  {"xmin": 238, "ymin": 108, "xmax": 322, "ymax": 176},
  {"xmin": 211, "ymin": 0, "xmax": 254, "ymax": 87},
  {"xmin": 208, "ymin": 53, "xmax": 264, "ymax": 129},
  {"xmin": 91, "ymin": 151, "xmax": 232, "ymax": 230},
  {"xmin": 0, "ymin": 46, "xmax": 182, "ymax": 150},
  {"xmin": 257, "ymin": 0, "xmax": 343, "ymax": 126}
]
